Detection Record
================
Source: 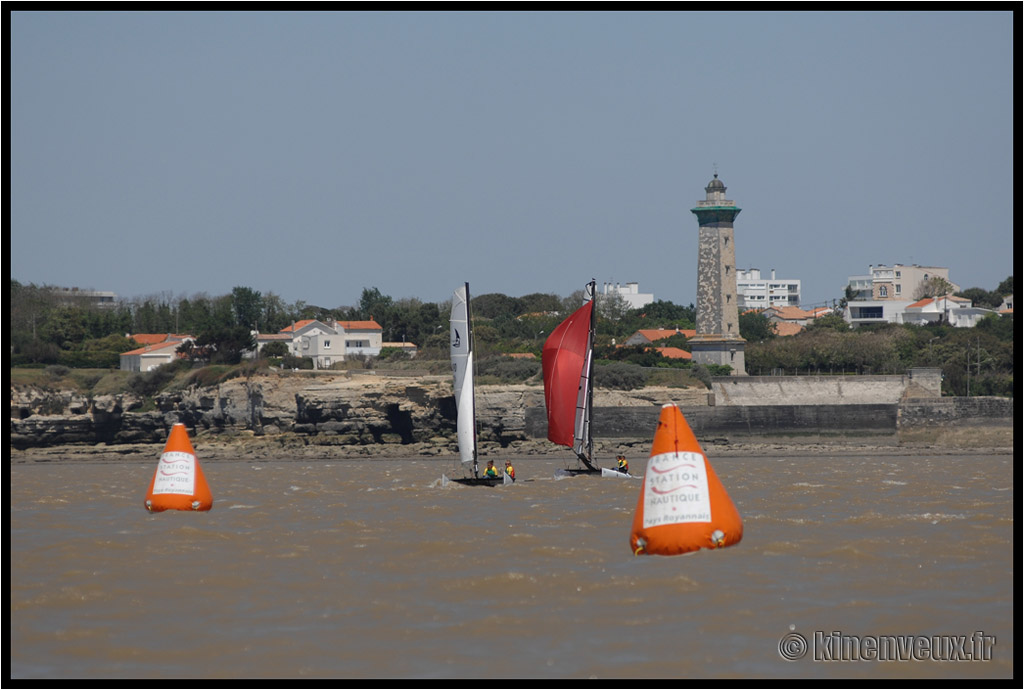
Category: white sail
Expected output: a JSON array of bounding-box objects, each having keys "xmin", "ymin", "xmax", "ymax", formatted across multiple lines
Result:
[{"xmin": 450, "ymin": 283, "xmax": 476, "ymax": 468}]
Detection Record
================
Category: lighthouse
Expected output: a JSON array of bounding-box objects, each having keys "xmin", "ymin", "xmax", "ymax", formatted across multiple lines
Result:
[{"xmin": 689, "ymin": 173, "xmax": 746, "ymax": 375}]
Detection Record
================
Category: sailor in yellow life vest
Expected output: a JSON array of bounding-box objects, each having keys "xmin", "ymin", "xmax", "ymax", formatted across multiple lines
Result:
[
  {"xmin": 483, "ymin": 460, "xmax": 501, "ymax": 478},
  {"xmin": 616, "ymin": 454, "xmax": 629, "ymax": 475},
  {"xmin": 504, "ymin": 459, "xmax": 516, "ymax": 481}
]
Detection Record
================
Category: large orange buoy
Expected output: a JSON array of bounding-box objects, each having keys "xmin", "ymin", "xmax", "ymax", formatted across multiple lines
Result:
[
  {"xmin": 144, "ymin": 423, "xmax": 213, "ymax": 512},
  {"xmin": 630, "ymin": 404, "xmax": 742, "ymax": 556}
]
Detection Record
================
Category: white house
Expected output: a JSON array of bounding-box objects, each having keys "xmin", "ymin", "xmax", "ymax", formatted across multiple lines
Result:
[
  {"xmin": 120, "ymin": 340, "xmax": 186, "ymax": 372},
  {"xmin": 278, "ymin": 319, "xmax": 384, "ymax": 369},
  {"xmin": 844, "ymin": 300, "xmax": 915, "ymax": 328},
  {"xmin": 248, "ymin": 333, "xmax": 293, "ymax": 358},
  {"xmin": 903, "ymin": 295, "xmax": 997, "ymax": 328},
  {"xmin": 844, "ymin": 293, "xmax": 1000, "ymax": 329},
  {"xmin": 120, "ymin": 334, "xmax": 193, "ymax": 372}
]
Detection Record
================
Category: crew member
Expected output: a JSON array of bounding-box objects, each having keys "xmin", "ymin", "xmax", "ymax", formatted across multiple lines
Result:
[
  {"xmin": 617, "ymin": 454, "xmax": 629, "ymax": 474},
  {"xmin": 483, "ymin": 460, "xmax": 500, "ymax": 478},
  {"xmin": 504, "ymin": 459, "xmax": 516, "ymax": 481}
]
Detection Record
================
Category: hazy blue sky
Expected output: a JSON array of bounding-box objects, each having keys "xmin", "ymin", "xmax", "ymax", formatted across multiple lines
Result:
[{"xmin": 10, "ymin": 10, "xmax": 1015, "ymax": 310}]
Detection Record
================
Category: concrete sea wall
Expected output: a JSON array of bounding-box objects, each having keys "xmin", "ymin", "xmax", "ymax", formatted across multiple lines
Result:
[{"xmin": 708, "ymin": 369, "xmax": 943, "ymax": 406}]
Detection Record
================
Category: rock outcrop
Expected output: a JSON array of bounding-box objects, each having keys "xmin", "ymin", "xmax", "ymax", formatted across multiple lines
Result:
[{"xmin": 11, "ymin": 372, "xmax": 700, "ymax": 451}]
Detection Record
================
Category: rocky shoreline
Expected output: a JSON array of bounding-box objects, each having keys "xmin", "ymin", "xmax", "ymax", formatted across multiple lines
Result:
[
  {"xmin": 10, "ymin": 372, "xmax": 707, "ymax": 454},
  {"xmin": 10, "ymin": 371, "xmax": 1013, "ymax": 463}
]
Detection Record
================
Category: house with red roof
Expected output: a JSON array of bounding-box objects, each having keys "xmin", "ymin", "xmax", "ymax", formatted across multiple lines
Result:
[
  {"xmin": 119, "ymin": 334, "xmax": 194, "ymax": 372},
  {"xmin": 902, "ymin": 295, "xmax": 995, "ymax": 328},
  {"xmin": 623, "ymin": 328, "xmax": 696, "ymax": 347},
  {"xmin": 119, "ymin": 340, "xmax": 188, "ymax": 372},
  {"xmin": 273, "ymin": 319, "xmax": 384, "ymax": 369}
]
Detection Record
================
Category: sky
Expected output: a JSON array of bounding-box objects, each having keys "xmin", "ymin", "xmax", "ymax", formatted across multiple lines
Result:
[{"xmin": 10, "ymin": 10, "xmax": 1016, "ymax": 311}]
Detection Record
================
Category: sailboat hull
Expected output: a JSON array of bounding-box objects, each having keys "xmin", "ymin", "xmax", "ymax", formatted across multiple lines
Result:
[
  {"xmin": 449, "ymin": 477, "xmax": 507, "ymax": 487},
  {"xmin": 560, "ymin": 468, "xmax": 602, "ymax": 476}
]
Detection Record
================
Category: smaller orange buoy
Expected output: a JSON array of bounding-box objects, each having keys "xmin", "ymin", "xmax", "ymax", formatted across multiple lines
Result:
[
  {"xmin": 144, "ymin": 423, "xmax": 213, "ymax": 512},
  {"xmin": 630, "ymin": 404, "xmax": 742, "ymax": 556}
]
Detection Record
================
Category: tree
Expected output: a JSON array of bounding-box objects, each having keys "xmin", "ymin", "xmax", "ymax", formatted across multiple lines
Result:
[
  {"xmin": 804, "ymin": 313, "xmax": 850, "ymax": 332},
  {"xmin": 627, "ymin": 300, "xmax": 696, "ymax": 326},
  {"xmin": 596, "ymin": 291, "xmax": 630, "ymax": 322},
  {"xmin": 472, "ymin": 293, "xmax": 523, "ymax": 319},
  {"xmin": 739, "ymin": 310, "xmax": 777, "ymax": 341},
  {"xmin": 519, "ymin": 292, "xmax": 564, "ymax": 315},
  {"xmin": 232, "ymin": 286, "xmax": 264, "ymax": 331},
  {"xmin": 261, "ymin": 292, "xmax": 292, "ymax": 334},
  {"xmin": 260, "ymin": 341, "xmax": 289, "ymax": 358},
  {"xmin": 914, "ymin": 276, "xmax": 955, "ymax": 300},
  {"xmin": 357, "ymin": 287, "xmax": 393, "ymax": 321},
  {"xmin": 195, "ymin": 325, "xmax": 255, "ymax": 364}
]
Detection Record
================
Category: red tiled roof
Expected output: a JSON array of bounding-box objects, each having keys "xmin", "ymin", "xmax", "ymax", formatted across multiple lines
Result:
[
  {"xmin": 765, "ymin": 306, "xmax": 813, "ymax": 321},
  {"xmin": 279, "ymin": 319, "xmax": 383, "ymax": 334},
  {"xmin": 121, "ymin": 341, "xmax": 184, "ymax": 356},
  {"xmin": 635, "ymin": 328, "xmax": 696, "ymax": 342},
  {"xmin": 774, "ymin": 322, "xmax": 805, "ymax": 337},
  {"xmin": 337, "ymin": 320, "xmax": 382, "ymax": 331},
  {"xmin": 128, "ymin": 333, "xmax": 191, "ymax": 345},
  {"xmin": 654, "ymin": 347, "xmax": 692, "ymax": 360},
  {"xmin": 279, "ymin": 319, "xmax": 317, "ymax": 333}
]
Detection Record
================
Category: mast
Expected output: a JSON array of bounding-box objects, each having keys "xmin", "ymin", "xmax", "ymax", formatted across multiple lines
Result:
[
  {"xmin": 466, "ymin": 282, "xmax": 479, "ymax": 478},
  {"xmin": 574, "ymin": 280, "xmax": 597, "ymax": 470}
]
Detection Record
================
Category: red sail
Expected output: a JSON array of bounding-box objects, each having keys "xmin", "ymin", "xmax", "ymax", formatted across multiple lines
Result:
[{"xmin": 542, "ymin": 299, "xmax": 593, "ymax": 448}]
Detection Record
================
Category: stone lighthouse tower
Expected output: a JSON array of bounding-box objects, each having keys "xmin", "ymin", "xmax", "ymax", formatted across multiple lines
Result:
[{"xmin": 690, "ymin": 173, "xmax": 746, "ymax": 375}]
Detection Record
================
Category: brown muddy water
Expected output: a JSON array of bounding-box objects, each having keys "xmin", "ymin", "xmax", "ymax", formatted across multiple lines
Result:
[{"xmin": 9, "ymin": 452, "xmax": 1014, "ymax": 680}]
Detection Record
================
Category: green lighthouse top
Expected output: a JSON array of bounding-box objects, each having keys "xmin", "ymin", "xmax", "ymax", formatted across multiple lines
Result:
[{"xmin": 691, "ymin": 173, "xmax": 741, "ymax": 219}]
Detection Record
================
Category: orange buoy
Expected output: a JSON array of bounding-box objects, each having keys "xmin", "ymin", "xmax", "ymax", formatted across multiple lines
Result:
[
  {"xmin": 144, "ymin": 423, "xmax": 213, "ymax": 512},
  {"xmin": 630, "ymin": 404, "xmax": 742, "ymax": 556}
]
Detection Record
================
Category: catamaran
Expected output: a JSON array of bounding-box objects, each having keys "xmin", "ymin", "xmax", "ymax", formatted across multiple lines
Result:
[
  {"xmin": 445, "ymin": 282, "xmax": 511, "ymax": 487},
  {"xmin": 542, "ymin": 279, "xmax": 603, "ymax": 475}
]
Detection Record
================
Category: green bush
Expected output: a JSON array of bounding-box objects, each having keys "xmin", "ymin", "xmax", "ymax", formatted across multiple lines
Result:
[
  {"xmin": 690, "ymin": 364, "xmax": 713, "ymax": 389},
  {"xmin": 594, "ymin": 361, "xmax": 646, "ymax": 390},
  {"xmin": 282, "ymin": 355, "xmax": 313, "ymax": 370},
  {"xmin": 477, "ymin": 357, "xmax": 541, "ymax": 383},
  {"xmin": 57, "ymin": 349, "xmax": 121, "ymax": 368},
  {"xmin": 127, "ymin": 360, "xmax": 189, "ymax": 397}
]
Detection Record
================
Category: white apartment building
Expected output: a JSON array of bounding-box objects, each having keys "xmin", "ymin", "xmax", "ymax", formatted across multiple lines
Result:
[
  {"xmin": 601, "ymin": 281, "xmax": 654, "ymax": 310},
  {"xmin": 846, "ymin": 264, "xmax": 960, "ymax": 301},
  {"xmin": 736, "ymin": 268, "xmax": 801, "ymax": 310}
]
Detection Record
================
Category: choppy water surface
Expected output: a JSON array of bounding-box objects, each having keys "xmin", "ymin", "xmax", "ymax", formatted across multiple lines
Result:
[{"xmin": 10, "ymin": 452, "xmax": 1014, "ymax": 679}]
